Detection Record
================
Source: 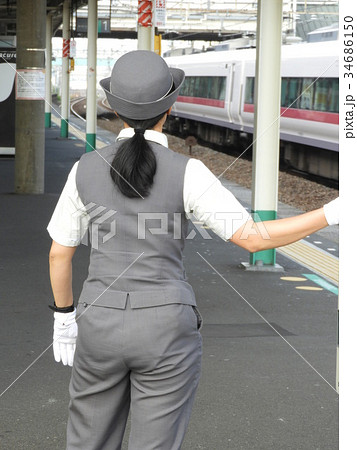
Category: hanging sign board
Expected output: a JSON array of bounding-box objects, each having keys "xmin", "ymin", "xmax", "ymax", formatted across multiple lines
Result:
[
  {"xmin": 70, "ymin": 40, "xmax": 77, "ymax": 58},
  {"xmin": 76, "ymin": 17, "xmax": 87, "ymax": 33},
  {"xmin": 16, "ymin": 69, "xmax": 45, "ymax": 100},
  {"xmin": 155, "ymin": 0, "xmax": 166, "ymax": 27}
]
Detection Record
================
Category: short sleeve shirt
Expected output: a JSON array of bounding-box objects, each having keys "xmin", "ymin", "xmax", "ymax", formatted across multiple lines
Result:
[{"xmin": 47, "ymin": 129, "xmax": 251, "ymax": 246}]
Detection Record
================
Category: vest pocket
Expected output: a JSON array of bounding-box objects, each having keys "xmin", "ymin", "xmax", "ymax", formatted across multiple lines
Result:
[{"xmin": 192, "ymin": 306, "xmax": 203, "ymax": 330}]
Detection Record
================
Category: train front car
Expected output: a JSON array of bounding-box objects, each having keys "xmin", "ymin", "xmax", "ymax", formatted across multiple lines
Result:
[
  {"xmin": 166, "ymin": 41, "xmax": 339, "ymax": 183},
  {"xmin": 165, "ymin": 50, "xmax": 240, "ymax": 147}
]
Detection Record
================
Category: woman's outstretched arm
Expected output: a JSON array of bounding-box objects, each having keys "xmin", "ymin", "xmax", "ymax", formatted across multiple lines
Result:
[{"xmin": 230, "ymin": 199, "xmax": 339, "ymax": 253}]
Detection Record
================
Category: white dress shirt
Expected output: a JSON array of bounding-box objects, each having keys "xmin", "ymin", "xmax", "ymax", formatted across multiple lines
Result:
[{"xmin": 47, "ymin": 129, "xmax": 251, "ymax": 246}]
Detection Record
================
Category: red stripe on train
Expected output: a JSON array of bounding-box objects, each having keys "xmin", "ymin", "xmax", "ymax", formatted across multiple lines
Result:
[
  {"xmin": 243, "ymin": 103, "xmax": 339, "ymax": 125},
  {"xmin": 176, "ymin": 96, "xmax": 225, "ymax": 108}
]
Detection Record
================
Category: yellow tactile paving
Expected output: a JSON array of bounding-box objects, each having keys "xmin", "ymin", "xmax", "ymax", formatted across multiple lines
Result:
[{"xmin": 277, "ymin": 240, "xmax": 339, "ymax": 285}]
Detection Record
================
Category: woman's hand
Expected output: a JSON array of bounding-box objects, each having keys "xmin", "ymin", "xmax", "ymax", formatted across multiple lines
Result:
[
  {"xmin": 323, "ymin": 197, "xmax": 339, "ymax": 226},
  {"xmin": 49, "ymin": 241, "xmax": 78, "ymax": 366},
  {"xmin": 53, "ymin": 310, "xmax": 78, "ymax": 366}
]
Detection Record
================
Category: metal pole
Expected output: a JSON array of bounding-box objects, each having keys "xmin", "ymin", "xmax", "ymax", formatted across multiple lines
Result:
[
  {"xmin": 45, "ymin": 13, "xmax": 52, "ymax": 128},
  {"xmin": 244, "ymin": 0, "xmax": 284, "ymax": 271},
  {"xmin": 151, "ymin": 0, "xmax": 156, "ymax": 51},
  {"xmin": 61, "ymin": 0, "xmax": 70, "ymax": 138},
  {"xmin": 15, "ymin": 0, "xmax": 46, "ymax": 194},
  {"xmin": 86, "ymin": 0, "xmax": 98, "ymax": 152},
  {"xmin": 138, "ymin": 27, "xmax": 152, "ymax": 50}
]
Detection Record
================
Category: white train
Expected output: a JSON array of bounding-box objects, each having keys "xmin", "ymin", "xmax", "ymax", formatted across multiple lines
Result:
[{"xmin": 165, "ymin": 42, "xmax": 339, "ymax": 181}]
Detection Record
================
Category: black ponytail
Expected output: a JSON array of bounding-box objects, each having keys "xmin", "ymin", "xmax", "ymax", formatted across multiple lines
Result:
[{"xmin": 110, "ymin": 112, "xmax": 166, "ymax": 198}]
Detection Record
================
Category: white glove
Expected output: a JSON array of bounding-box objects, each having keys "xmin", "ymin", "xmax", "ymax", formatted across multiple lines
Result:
[
  {"xmin": 53, "ymin": 309, "xmax": 78, "ymax": 367},
  {"xmin": 323, "ymin": 197, "xmax": 339, "ymax": 226}
]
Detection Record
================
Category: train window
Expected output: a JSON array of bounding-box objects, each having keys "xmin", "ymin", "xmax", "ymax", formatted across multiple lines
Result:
[
  {"xmin": 244, "ymin": 77, "xmax": 254, "ymax": 104},
  {"xmin": 180, "ymin": 80, "xmax": 187, "ymax": 96},
  {"xmin": 244, "ymin": 76, "xmax": 338, "ymax": 113},
  {"xmin": 180, "ymin": 76, "xmax": 192, "ymax": 97},
  {"xmin": 329, "ymin": 79, "xmax": 339, "ymax": 113},
  {"xmin": 193, "ymin": 77, "xmax": 201, "ymax": 97},
  {"xmin": 212, "ymin": 77, "xmax": 226, "ymax": 100},
  {"xmin": 299, "ymin": 78, "xmax": 314, "ymax": 110},
  {"xmin": 179, "ymin": 77, "xmax": 190, "ymax": 96},
  {"xmin": 179, "ymin": 76, "xmax": 227, "ymax": 100},
  {"xmin": 197, "ymin": 76, "xmax": 210, "ymax": 98},
  {"xmin": 210, "ymin": 78, "xmax": 217, "ymax": 98},
  {"xmin": 189, "ymin": 77, "xmax": 197, "ymax": 97},
  {"xmin": 219, "ymin": 78, "xmax": 227, "ymax": 100},
  {"xmin": 281, "ymin": 79, "xmax": 287, "ymax": 106},
  {"xmin": 314, "ymin": 79, "xmax": 329, "ymax": 111},
  {"xmin": 314, "ymin": 78, "xmax": 339, "ymax": 113},
  {"xmin": 281, "ymin": 78, "xmax": 302, "ymax": 108}
]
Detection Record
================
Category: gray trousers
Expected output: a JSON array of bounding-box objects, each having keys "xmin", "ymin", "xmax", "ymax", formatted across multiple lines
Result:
[{"xmin": 66, "ymin": 300, "xmax": 202, "ymax": 450}]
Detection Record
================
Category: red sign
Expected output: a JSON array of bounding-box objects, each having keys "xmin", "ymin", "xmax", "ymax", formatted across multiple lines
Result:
[
  {"xmin": 62, "ymin": 39, "xmax": 70, "ymax": 58},
  {"xmin": 138, "ymin": 0, "xmax": 152, "ymax": 27}
]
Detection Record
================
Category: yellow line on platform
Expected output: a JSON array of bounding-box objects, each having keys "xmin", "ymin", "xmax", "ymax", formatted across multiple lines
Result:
[
  {"xmin": 277, "ymin": 240, "xmax": 339, "ymax": 285},
  {"xmin": 51, "ymin": 115, "xmax": 61, "ymax": 127},
  {"xmin": 51, "ymin": 116, "xmax": 106, "ymax": 148}
]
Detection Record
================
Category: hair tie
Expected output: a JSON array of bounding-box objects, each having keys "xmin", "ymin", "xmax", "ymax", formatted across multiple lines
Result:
[{"xmin": 134, "ymin": 128, "xmax": 145, "ymax": 135}]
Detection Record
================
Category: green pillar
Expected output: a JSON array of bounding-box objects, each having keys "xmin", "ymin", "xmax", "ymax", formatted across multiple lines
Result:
[
  {"xmin": 85, "ymin": 133, "xmax": 96, "ymax": 153},
  {"xmin": 249, "ymin": 210, "xmax": 277, "ymax": 266},
  {"xmin": 60, "ymin": 119, "xmax": 68, "ymax": 138}
]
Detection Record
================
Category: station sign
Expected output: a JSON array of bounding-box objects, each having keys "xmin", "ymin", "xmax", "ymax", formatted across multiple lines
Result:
[
  {"xmin": 76, "ymin": 17, "xmax": 111, "ymax": 34},
  {"xmin": 98, "ymin": 18, "xmax": 110, "ymax": 33},
  {"xmin": 0, "ymin": 48, "xmax": 16, "ymax": 154}
]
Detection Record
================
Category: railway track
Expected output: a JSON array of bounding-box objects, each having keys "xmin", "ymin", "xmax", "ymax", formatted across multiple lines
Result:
[{"xmin": 70, "ymin": 96, "xmax": 115, "ymax": 122}]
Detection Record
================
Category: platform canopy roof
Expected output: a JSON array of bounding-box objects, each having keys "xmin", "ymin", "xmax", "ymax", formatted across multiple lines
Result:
[
  {"xmin": 0, "ymin": 0, "xmax": 339, "ymax": 43},
  {"xmin": 0, "ymin": 0, "xmax": 88, "ymax": 38}
]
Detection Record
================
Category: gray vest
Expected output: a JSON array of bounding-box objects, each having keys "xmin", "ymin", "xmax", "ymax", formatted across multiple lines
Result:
[{"xmin": 76, "ymin": 140, "xmax": 196, "ymax": 309}]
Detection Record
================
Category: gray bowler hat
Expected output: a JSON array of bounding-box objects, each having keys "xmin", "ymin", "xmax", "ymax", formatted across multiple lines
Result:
[{"xmin": 100, "ymin": 50, "xmax": 185, "ymax": 120}]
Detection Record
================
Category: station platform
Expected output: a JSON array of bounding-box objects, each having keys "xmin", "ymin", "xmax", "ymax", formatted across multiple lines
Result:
[{"xmin": 0, "ymin": 117, "xmax": 338, "ymax": 449}]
